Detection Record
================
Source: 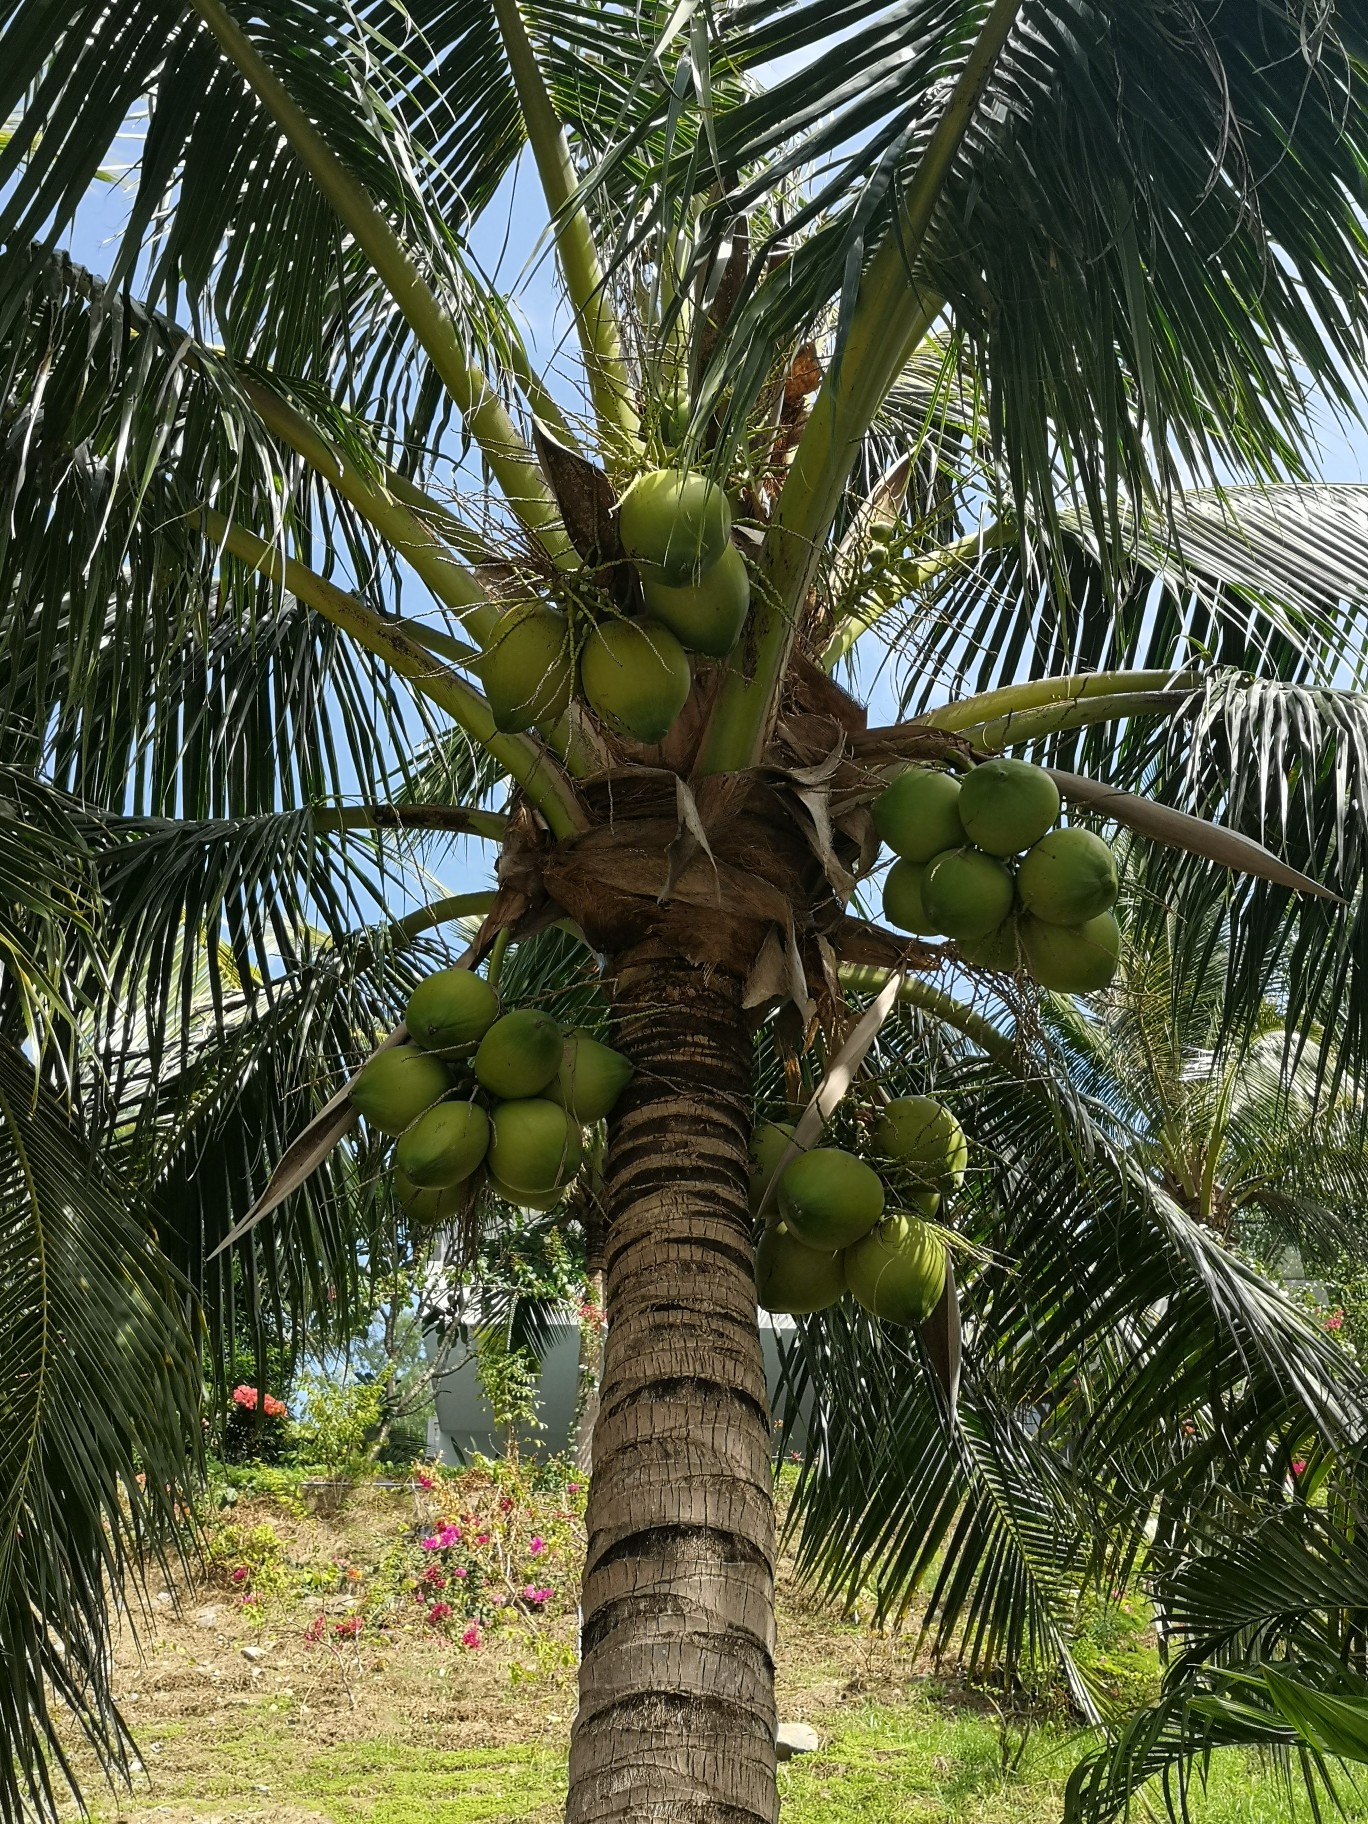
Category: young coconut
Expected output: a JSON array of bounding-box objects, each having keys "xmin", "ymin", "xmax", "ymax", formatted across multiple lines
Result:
[
  {"xmin": 487, "ymin": 1098, "xmax": 584, "ymax": 1195},
  {"xmin": 1020, "ymin": 911, "xmax": 1121, "ymax": 992},
  {"xmin": 473, "ymin": 603, "xmax": 573, "ymax": 733},
  {"xmin": 845, "ymin": 1213, "xmax": 947, "ymax": 1326},
  {"xmin": 474, "ymin": 1009, "xmax": 564, "ymax": 1099},
  {"xmin": 956, "ymin": 758, "xmax": 1060, "ymax": 856},
  {"xmin": 748, "ymin": 1120, "xmax": 798, "ymax": 1216},
  {"xmin": 921, "ymin": 847, "xmax": 1016, "ymax": 940},
  {"xmin": 580, "ymin": 618, "xmax": 692, "ymax": 744},
  {"xmin": 395, "ymin": 1099, "xmax": 491, "ymax": 1188},
  {"xmin": 395, "ymin": 1167, "xmax": 468, "ymax": 1227},
  {"xmin": 488, "ymin": 1175, "xmax": 564, "ymax": 1211},
  {"xmin": 874, "ymin": 1095, "xmax": 968, "ymax": 1192},
  {"xmin": 883, "ymin": 858, "xmax": 939, "ymax": 935},
  {"xmin": 755, "ymin": 1221, "xmax": 846, "ymax": 1316},
  {"xmin": 959, "ymin": 916, "xmax": 1022, "ymax": 972},
  {"xmin": 872, "ymin": 767, "xmax": 965, "ymax": 863},
  {"xmin": 778, "ymin": 1147, "xmax": 885, "ymax": 1249},
  {"xmin": 640, "ymin": 542, "xmax": 750, "ymax": 657},
  {"xmin": 405, "ymin": 966, "xmax": 500, "ymax": 1052},
  {"xmin": 548, "ymin": 1030, "xmax": 634, "ymax": 1123},
  {"xmin": 618, "ymin": 467, "xmax": 732, "ymax": 584},
  {"xmin": 350, "ymin": 1045, "xmax": 451, "ymax": 1136},
  {"xmin": 1017, "ymin": 826, "xmax": 1119, "ymax": 924}
]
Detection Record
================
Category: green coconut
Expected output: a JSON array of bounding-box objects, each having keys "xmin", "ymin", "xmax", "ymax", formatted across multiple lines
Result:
[
  {"xmin": 395, "ymin": 1099, "xmax": 490, "ymax": 1188},
  {"xmin": 488, "ymin": 1175, "xmax": 564, "ymax": 1211},
  {"xmin": 874, "ymin": 1095, "xmax": 968, "ymax": 1192},
  {"xmin": 474, "ymin": 1009, "xmax": 564, "ymax": 1100},
  {"xmin": 549, "ymin": 1030, "xmax": 634, "ymax": 1122},
  {"xmin": 474, "ymin": 603, "xmax": 573, "ymax": 734},
  {"xmin": 618, "ymin": 468, "xmax": 732, "ymax": 585},
  {"xmin": 872, "ymin": 768, "xmax": 965, "ymax": 863},
  {"xmin": 405, "ymin": 967, "xmax": 500, "ymax": 1052},
  {"xmin": 350, "ymin": 1045, "xmax": 451, "ymax": 1136},
  {"xmin": 1017, "ymin": 826, "xmax": 1119, "ymax": 925},
  {"xmin": 1020, "ymin": 911, "xmax": 1121, "ymax": 992},
  {"xmin": 956, "ymin": 758, "xmax": 1061, "ymax": 856},
  {"xmin": 778, "ymin": 1147, "xmax": 885, "ymax": 1250},
  {"xmin": 640, "ymin": 542, "xmax": 750, "ymax": 657},
  {"xmin": 487, "ymin": 1098, "xmax": 584, "ymax": 1195},
  {"xmin": 755, "ymin": 1221, "xmax": 846, "ymax": 1316},
  {"xmin": 580, "ymin": 618, "xmax": 692, "ymax": 744},
  {"xmin": 921, "ymin": 847, "xmax": 1016, "ymax": 940},
  {"xmin": 959, "ymin": 916, "xmax": 1022, "ymax": 972},
  {"xmin": 748, "ymin": 1120, "xmax": 798, "ymax": 1216},
  {"xmin": 394, "ymin": 1167, "xmax": 468, "ymax": 1227},
  {"xmin": 845, "ymin": 1214, "xmax": 947, "ymax": 1326},
  {"xmin": 883, "ymin": 858, "xmax": 939, "ymax": 935}
]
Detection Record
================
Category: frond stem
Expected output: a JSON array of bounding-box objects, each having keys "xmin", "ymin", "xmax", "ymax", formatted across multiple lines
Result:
[
  {"xmin": 201, "ymin": 510, "xmax": 587, "ymax": 838},
  {"xmin": 490, "ymin": 0, "xmax": 639, "ymax": 445},
  {"xmin": 188, "ymin": 0, "xmax": 569, "ymax": 560},
  {"xmin": 314, "ymin": 805, "xmax": 508, "ymax": 841},
  {"xmin": 696, "ymin": 0, "xmax": 1023, "ymax": 772},
  {"xmin": 837, "ymin": 964, "xmax": 1015, "ymax": 1063}
]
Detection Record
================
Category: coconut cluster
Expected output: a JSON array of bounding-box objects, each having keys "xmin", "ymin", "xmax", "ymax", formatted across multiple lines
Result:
[
  {"xmin": 474, "ymin": 467, "xmax": 745, "ymax": 746},
  {"xmin": 348, "ymin": 966, "xmax": 633, "ymax": 1224},
  {"xmin": 875, "ymin": 759, "xmax": 1121, "ymax": 992},
  {"xmin": 749, "ymin": 1095, "xmax": 966, "ymax": 1325}
]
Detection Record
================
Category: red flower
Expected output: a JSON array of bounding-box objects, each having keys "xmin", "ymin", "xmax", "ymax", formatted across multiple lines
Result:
[
  {"xmin": 1326, "ymin": 1311, "xmax": 1345, "ymax": 1331},
  {"xmin": 426, "ymin": 1602, "xmax": 452, "ymax": 1625},
  {"xmin": 229, "ymin": 1565, "xmax": 249, "ymax": 1585},
  {"xmin": 304, "ymin": 1615, "xmax": 326, "ymax": 1644},
  {"xmin": 461, "ymin": 1623, "xmax": 482, "ymax": 1650},
  {"xmin": 1292, "ymin": 1460, "xmax": 1308, "ymax": 1476},
  {"xmin": 499, "ymin": 1497, "xmax": 515, "ymax": 1513},
  {"xmin": 333, "ymin": 1614, "xmax": 363, "ymax": 1638},
  {"xmin": 415, "ymin": 1470, "xmax": 436, "ymax": 1490}
]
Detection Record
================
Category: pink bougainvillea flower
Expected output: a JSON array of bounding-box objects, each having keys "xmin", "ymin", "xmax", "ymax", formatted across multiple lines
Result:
[
  {"xmin": 450, "ymin": 1566, "xmax": 468, "ymax": 1579},
  {"xmin": 528, "ymin": 1535, "xmax": 547, "ymax": 1556},
  {"xmin": 1326, "ymin": 1312, "xmax": 1345, "ymax": 1331},
  {"xmin": 426, "ymin": 1602, "xmax": 452, "ymax": 1625},
  {"xmin": 566, "ymin": 1482, "xmax": 581, "ymax": 1495},
  {"xmin": 304, "ymin": 1615, "xmax": 326, "ymax": 1644},
  {"xmin": 238, "ymin": 1592, "xmax": 260, "ymax": 1607},
  {"xmin": 420, "ymin": 1566, "xmax": 446, "ymax": 1587},
  {"xmin": 499, "ymin": 1496, "xmax": 515, "ymax": 1513},
  {"xmin": 461, "ymin": 1624, "xmax": 482, "ymax": 1650},
  {"xmin": 229, "ymin": 1565, "xmax": 249, "ymax": 1584},
  {"xmin": 521, "ymin": 1585, "xmax": 552, "ymax": 1606},
  {"xmin": 333, "ymin": 1614, "xmax": 363, "ymax": 1638},
  {"xmin": 1292, "ymin": 1460, "xmax": 1309, "ymax": 1476},
  {"xmin": 474, "ymin": 1532, "xmax": 490, "ymax": 1547},
  {"xmin": 415, "ymin": 1470, "xmax": 436, "ymax": 1490}
]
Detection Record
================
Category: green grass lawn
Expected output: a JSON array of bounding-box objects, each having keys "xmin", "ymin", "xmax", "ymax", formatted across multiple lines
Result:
[
  {"xmin": 65, "ymin": 1474, "xmax": 1368, "ymax": 1824},
  {"xmin": 79, "ymin": 1686, "xmax": 1368, "ymax": 1824}
]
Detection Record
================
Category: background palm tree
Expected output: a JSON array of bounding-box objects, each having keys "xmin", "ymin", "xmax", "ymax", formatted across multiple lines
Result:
[{"xmin": 7, "ymin": 2, "xmax": 1368, "ymax": 1820}]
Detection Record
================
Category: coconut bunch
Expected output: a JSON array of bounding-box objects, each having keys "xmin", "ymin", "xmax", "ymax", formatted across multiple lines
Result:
[
  {"xmin": 474, "ymin": 467, "xmax": 747, "ymax": 747},
  {"xmin": 348, "ymin": 965, "xmax": 633, "ymax": 1223},
  {"xmin": 875, "ymin": 760, "xmax": 1121, "ymax": 992},
  {"xmin": 747, "ymin": 1095, "xmax": 965, "ymax": 1325}
]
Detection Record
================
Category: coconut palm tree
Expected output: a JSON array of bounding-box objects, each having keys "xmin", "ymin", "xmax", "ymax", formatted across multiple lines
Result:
[{"xmin": 9, "ymin": 3, "xmax": 1368, "ymax": 1820}]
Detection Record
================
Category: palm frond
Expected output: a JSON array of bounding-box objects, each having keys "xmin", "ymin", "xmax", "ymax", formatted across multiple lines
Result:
[
  {"xmin": 637, "ymin": 1, "xmax": 1368, "ymax": 541},
  {"xmin": 0, "ymin": 1039, "xmax": 200, "ymax": 1824}
]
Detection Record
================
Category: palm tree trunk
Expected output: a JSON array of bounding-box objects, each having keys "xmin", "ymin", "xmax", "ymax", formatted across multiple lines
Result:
[{"xmin": 568, "ymin": 950, "xmax": 777, "ymax": 1824}]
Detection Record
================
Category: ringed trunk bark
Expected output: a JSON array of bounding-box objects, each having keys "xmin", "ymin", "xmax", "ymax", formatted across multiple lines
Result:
[{"xmin": 568, "ymin": 949, "xmax": 778, "ymax": 1824}]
